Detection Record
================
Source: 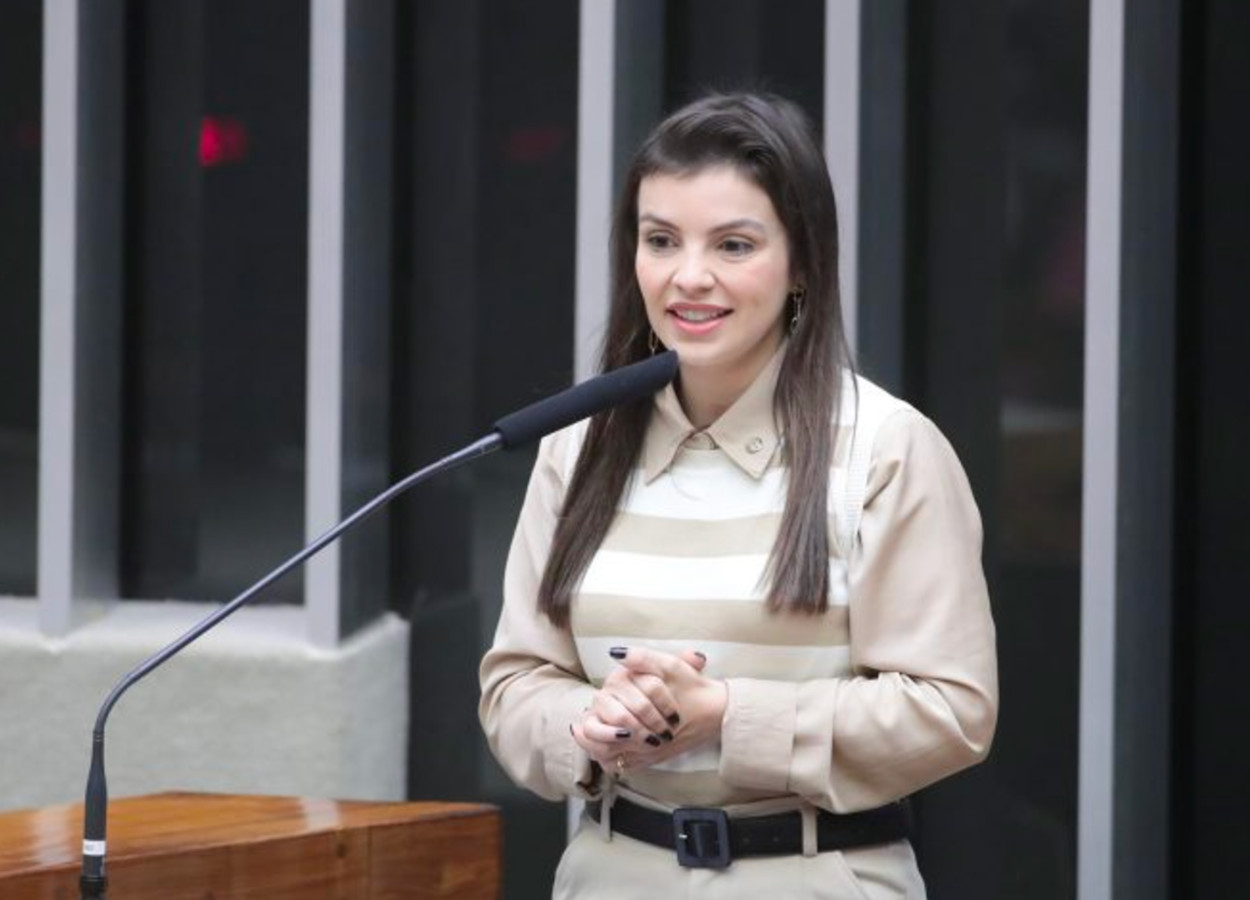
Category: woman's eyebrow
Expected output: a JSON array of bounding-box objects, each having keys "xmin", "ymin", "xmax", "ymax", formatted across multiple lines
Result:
[
  {"xmin": 637, "ymin": 213, "xmax": 768, "ymax": 234},
  {"xmin": 714, "ymin": 217, "xmax": 767, "ymax": 234},
  {"xmin": 638, "ymin": 212, "xmax": 675, "ymax": 228}
]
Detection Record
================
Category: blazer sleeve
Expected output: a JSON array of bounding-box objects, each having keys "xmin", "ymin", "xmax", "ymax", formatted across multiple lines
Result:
[
  {"xmin": 718, "ymin": 409, "xmax": 999, "ymax": 811},
  {"xmin": 478, "ymin": 429, "xmax": 602, "ymax": 802}
]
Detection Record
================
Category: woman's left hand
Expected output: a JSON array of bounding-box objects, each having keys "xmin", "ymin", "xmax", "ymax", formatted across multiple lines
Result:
[{"xmin": 580, "ymin": 646, "xmax": 727, "ymax": 772}]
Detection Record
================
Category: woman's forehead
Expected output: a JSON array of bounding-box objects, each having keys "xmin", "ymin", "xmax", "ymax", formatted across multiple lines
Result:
[{"xmin": 636, "ymin": 166, "xmax": 780, "ymax": 226}]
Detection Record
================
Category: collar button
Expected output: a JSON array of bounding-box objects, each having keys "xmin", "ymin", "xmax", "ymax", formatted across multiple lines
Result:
[{"xmin": 746, "ymin": 436, "xmax": 765, "ymax": 454}]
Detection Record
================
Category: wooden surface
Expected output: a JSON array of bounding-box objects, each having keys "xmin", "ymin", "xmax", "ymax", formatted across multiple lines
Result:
[{"xmin": 0, "ymin": 792, "xmax": 501, "ymax": 899}]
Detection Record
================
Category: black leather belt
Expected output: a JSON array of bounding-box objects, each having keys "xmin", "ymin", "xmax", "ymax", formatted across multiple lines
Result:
[{"xmin": 587, "ymin": 796, "xmax": 911, "ymax": 869}]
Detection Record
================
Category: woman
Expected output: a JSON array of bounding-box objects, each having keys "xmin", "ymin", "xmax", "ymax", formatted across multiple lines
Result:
[{"xmin": 479, "ymin": 92, "xmax": 997, "ymax": 898}]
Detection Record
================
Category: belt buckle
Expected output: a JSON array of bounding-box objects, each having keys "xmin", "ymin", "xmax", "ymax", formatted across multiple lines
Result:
[{"xmin": 672, "ymin": 807, "xmax": 731, "ymax": 869}]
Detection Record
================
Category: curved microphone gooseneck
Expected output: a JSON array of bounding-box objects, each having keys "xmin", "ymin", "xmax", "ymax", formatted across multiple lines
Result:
[{"xmin": 78, "ymin": 350, "xmax": 678, "ymax": 899}]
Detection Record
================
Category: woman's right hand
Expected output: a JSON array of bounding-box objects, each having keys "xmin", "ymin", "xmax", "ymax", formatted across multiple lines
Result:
[{"xmin": 570, "ymin": 648, "xmax": 706, "ymax": 772}]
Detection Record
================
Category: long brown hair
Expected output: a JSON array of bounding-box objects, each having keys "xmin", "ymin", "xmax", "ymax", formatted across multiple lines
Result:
[{"xmin": 538, "ymin": 92, "xmax": 852, "ymax": 627}]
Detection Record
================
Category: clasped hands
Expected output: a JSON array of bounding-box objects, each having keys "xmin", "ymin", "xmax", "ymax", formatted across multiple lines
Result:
[{"xmin": 571, "ymin": 646, "xmax": 728, "ymax": 774}]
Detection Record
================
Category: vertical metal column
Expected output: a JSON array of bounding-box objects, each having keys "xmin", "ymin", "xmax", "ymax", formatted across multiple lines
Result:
[
  {"xmin": 305, "ymin": 0, "xmax": 347, "ymax": 649},
  {"xmin": 824, "ymin": 0, "xmax": 862, "ymax": 354},
  {"xmin": 574, "ymin": 0, "xmax": 616, "ymax": 383},
  {"xmin": 37, "ymin": 0, "xmax": 81, "ymax": 636},
  {"xmin": 1081, "ymin": 0, "xmax": 1181, "ymax": 896},
  {"xmin": 37, "ymin": 0, "xmax": 123, "ymax": 631},
  {"xmin": 1079, "ymin": 3, "xmax": 1124, "ymax": 895}
]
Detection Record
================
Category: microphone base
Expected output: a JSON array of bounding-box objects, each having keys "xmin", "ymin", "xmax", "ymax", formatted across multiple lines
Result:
[{"xmin": 80, "ymin": 873, "xmax": 108, "ymax": 898}]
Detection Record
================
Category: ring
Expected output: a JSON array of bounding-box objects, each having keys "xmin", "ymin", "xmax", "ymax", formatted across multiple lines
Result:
[{"xmin": 615, "ymin": 755, "xmax": 626, "ymax": 776}]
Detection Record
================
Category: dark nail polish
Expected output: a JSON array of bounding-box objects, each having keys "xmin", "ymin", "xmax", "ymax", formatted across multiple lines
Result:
[
  {"xmin": 666, "ymin": 712, "xmax": 681, "ymax": 727},
  {"xmin": 661, "ymin": 730, "xmax": 674, "ymax": 742},
  {"xmin": 693, "ymin": 651, "xmax": 707, "ymax": 662},
  {"xmin": 609, "ymin": 646, "xmax": 628, "ymax": 660},
  {"xmin": 615, "ymin": 728, "xmax": 632, "ymax": 740},
  {"xmin": 645, "ymin": 734, "xmax": 662, "ymax": 747}
]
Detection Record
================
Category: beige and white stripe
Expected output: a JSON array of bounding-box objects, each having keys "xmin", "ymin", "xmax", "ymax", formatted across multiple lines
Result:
[{"xmin": 570, "ymin": 439, "xmax": 862, "ymax": 794}]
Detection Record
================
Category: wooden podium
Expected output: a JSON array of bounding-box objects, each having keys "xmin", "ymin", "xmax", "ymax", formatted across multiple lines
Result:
[{"xmin": 0, "ymin": 792, "xmax": 500, "ymax": 899}]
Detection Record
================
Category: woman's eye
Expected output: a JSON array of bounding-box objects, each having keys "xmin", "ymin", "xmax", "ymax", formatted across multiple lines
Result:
[
  {"xmin": 721, "ymin": 238, "xmax": 755, "ymax": 256},
  {"xmin": 644, "ymin": 233, "xmax": 676, "ymax": 251}
]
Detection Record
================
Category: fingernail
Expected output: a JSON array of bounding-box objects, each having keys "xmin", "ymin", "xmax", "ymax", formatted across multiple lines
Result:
[
  {"xmin": 609, "ymin": 646, "xmax": 628, "ymax": 660},
  {"xmin": 645, "ymin": 734, "xmax": 662, "ymax": 747},
  {"xmin": 615, "ymin": 728, "xmax": 632, "ymax": 740},
  {"xmin": 694, "ymin": 651, "xmax": 707, "ymax": 662},
  {"xmin": 666, "ymin": 712, "xmax": 681, "ymax": 727},
  {"xmin": 569, "ymin": 723, "xmax": 575, "ymax": 735},
  {"xmin": 661, "ymin": 730, "xmax": 674, "ymax": 742}
]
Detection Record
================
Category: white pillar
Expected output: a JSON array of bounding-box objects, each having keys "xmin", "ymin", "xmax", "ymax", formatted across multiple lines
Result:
[
  {"xmin": 305, "ymin": 0, "xmax": 348, "ymax": 648},
  {"xmin": 824, "ymin": 0, "xmax": 862, "ymax": 354},
  {"xmin": 1079, "ymin": 1, "xmax": 1125, "ymax": 897},
  {"xmin": 574, "ymin": 0, "xmax": 617, "ymax": 383},
  {"xmin": 38, "ymin": 0, "xmax": 81, "ymax": 636}
]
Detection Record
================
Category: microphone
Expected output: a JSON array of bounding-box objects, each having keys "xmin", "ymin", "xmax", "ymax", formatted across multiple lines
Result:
[
  {"xmin": 78, "ymin": 350, "xmax": 678, "ymax": 898},
  {"xmin": 493, "ymin": 349, "xmax": 677, "ymax": 448}
]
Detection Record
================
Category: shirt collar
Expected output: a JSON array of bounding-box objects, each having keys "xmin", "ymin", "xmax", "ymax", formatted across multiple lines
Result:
[{"xmin": 641, "ymin": 346, "xmax": 785, "ymax": 483}]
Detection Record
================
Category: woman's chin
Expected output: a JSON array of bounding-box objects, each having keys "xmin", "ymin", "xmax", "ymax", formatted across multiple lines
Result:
[
  {"xmin": 669, "ymin": 336, "xmax": 779, "ymax": 382},
  {"xmin": 671, "ymin": 345, "xmax": 729, "ymax": 375}
]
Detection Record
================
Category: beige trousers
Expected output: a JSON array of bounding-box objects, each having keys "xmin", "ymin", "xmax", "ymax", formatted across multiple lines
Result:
[{"xmin": 553, "ymin": 808, "xmax": 927, "ymax": 899}]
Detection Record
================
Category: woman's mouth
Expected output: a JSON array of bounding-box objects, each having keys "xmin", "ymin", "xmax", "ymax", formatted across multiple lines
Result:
[{"xmin": 668, "ymin": 305, "xmax": 731, "ymax": 335}]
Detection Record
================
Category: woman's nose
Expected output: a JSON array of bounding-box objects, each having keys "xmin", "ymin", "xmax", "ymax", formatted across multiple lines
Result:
[{"xmin": 672, "ymin": 250, "xmax": 715, "ymax": 292}]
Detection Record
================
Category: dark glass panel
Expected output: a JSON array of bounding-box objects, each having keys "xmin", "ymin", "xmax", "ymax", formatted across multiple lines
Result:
[
  {"xmin": 393, "ymin": 2, "xmax": 579, "ymax": 898},
  {"xmin": 1175, "ymin": 0, "xmax": 1250, "ymax": 895},
  {"xmin": 664, "ymin": 0, "xmax": 825, "ymax": 127},
  {"xmin": 121, "ymin": 0, "xmax": 309, "ymax": 603},
  {"xmin": 904, "ymin": 2, "xmax": 1088, "ymax": 897},
  {"xmin": 0, "ymin": 1, "xmax": 42, "ymax": 596}
]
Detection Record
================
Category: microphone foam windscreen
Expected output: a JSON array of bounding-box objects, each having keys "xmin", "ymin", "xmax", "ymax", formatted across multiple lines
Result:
[{"xmin": 493, "ymin": 351, "xmax": 678, "ymax": 449}]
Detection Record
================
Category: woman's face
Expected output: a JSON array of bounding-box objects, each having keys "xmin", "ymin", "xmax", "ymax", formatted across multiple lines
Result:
[{"xmin": 635, "ymin": 165, "xmax": 792, "ymax": 390}]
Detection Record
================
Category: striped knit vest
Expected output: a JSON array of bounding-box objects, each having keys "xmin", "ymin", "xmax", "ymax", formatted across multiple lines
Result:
[{"xmin": 569, "ymin": 372, "xmax": 910, "ymax": 807}]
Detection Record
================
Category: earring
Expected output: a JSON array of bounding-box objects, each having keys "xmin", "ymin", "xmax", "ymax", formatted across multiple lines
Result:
[
  {"xmin": 648, "ymin": 329, "xmax": 659, "ymax": 355},
  {"xmin": 788, "ymin": 287, "xmax": 805, "ymax": 333}
]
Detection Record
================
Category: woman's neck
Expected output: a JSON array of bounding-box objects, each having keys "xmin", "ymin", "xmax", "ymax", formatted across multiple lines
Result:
[{"xmin": 676, "ymin": 364, "xmax": 756, "ymax": 429}]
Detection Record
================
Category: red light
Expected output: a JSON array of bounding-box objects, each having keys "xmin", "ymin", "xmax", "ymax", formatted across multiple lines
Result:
[
  {"xmin": 200, "ymin": 116, "xmax": 249, "ymax": 168},
  {"xmin": 504, "ymin": 126, "xmax": 570, "ymax": 163},
  {"xmin": 16, "ymin": 121, "xmax": 40, "ymax": 151}
]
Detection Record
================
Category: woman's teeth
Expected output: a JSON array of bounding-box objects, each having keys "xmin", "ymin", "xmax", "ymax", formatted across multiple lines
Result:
[{"xmin": 673, "ymin": 308, "xmax": 727, "ymax": 322}]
